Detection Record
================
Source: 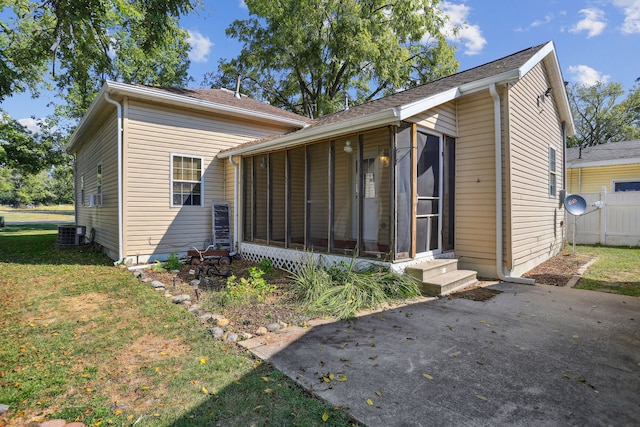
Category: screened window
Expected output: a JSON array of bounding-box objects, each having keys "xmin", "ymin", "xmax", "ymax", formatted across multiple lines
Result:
[
  {"xmin": 171, "ymin": 155, "xmax": 203, "ymax": 206},
  {"xmin": 549, "ymin": 146, "xmax": 557, "ymax": 197}
]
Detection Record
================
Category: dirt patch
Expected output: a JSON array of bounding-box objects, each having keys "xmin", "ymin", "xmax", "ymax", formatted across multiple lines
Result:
[
  {"xmin": 31, "ymin": 292, "xmax": 112, "ymax": 326},
  {"xmin": 451, "ymin": 287, "xmax": 502, "ymax": 301},
  {"xmin": 523, "ymin": 251, "xmax": 594, "ymax": 286}
]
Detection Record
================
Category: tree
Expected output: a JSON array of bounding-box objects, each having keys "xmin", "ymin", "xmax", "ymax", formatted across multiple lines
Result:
[
  {"xmin": 0, "ymin": 112, "xmax": 63, "ymax": 174},
  {"xmin": 0, "ymin": 0, "xmax": 194, "ymax": 103},
  {"xmin": 206, "ymin": 0, "xmax": 458, "ymax": 117},
  {"xmin": 1, "ymin": 0, "xmax": 195, "ymax": 181},
  {"xmin": 567, "ymin": 82, "xmax": 640, "ymax": 147}
]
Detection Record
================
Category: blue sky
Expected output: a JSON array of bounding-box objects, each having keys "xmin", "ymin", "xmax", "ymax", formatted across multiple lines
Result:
[{"xmin": 3, "ymin": 0, "xmax": 639, "ymax": 131}]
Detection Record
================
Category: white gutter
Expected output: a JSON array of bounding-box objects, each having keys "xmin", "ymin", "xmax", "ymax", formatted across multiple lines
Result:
[
  {"xmin": 103, "ymin": 92, "xmax": 124, "ymax": 263},
  {"xmin": 490, "ymin": 83, "xmax": 535, "ymax": 285},
  {"xmin": 228, "ymin": 155, "xmax": 240, "ymax": 252}
]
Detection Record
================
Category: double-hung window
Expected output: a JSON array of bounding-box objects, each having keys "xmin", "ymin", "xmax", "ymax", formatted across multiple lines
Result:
[
  {"xmin": 171, "ymin": 154, "xmax": 203, "ymax": 206},
  {"xmin": 549, "ymin": 146, "xmax": 556, "ymax": 197}
]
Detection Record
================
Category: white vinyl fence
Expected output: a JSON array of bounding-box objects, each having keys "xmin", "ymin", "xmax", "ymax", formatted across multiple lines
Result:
[{"xmin": 566, "ymin": 187, "xmax": 640, "ymax": 247}]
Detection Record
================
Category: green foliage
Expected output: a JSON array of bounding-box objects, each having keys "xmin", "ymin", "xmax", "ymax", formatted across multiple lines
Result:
[
  {"xmin": 290, "ymin": 256, "xmax": 420, "ymax": 320},
  {"xmin": 0, "ymin": 165, "xmax": 73, "ymax": 206},
  {"xmin": 258, "ymin": 258, "xmax": 273, "ymax": 274},
  {"xmin": 0, "ymin": 0, "xmax": 194, "ymax": 103},
  {"xmin": 568, "ymin": 82, "xmax": 640, "ymax": 147},
  {"xmin": 206, "ymin": 0, "xmax": 458, "ymax": 117},
  {"xmin": 153, "ymin": 259, "xmax": 166, "ymax": 273},
  {"xmin": 166, "ymin": 252, "xmax": 182, "ymax": 271},
  {"xmin": 225, "ymin": 267, "xmax": 276, "ymax": 304}
]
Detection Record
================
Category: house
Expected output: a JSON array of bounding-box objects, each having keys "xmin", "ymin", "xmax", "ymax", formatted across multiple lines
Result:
[
  {"xmin": 66, "ymin": 41, "xmax": 574, "ymax": 291},
  {"xmin": 567, "ymin": 140, "xmax": 640, "ymax": 193}
]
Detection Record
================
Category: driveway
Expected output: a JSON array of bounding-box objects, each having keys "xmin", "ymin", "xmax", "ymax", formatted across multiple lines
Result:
[{"xmin": 240, "ymin": 282, "xmax": 640, "ymax": 426}]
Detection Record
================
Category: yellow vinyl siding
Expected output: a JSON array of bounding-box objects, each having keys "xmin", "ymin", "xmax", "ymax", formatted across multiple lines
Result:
[
  {"xmin": 506, "ymin": 62, "xmax": 564, "ymax": 275},
  {"xmin": 455, "ymin": 91, "xmax": 497, "ymax": 277},
  {"xmin": 123, "ymin": 100, "xmax": 295, "ymax": 261},
  {"xmin": 408, "ymin": 102, "xmax": 457, "ymax": 136},
  {"xmin": 75, "ymin": 111, "xmax": 120, "ymax": 259},
  {"xmin": 567, "ymin": 164, "xmax": 640, "ymax": 193}
]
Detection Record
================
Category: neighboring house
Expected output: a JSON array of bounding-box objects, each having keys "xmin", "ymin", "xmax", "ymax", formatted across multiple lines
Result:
[
  {"xmin": 67, "ymin": 41, "xmax": 574, "ymax": 286},
  {"xmin": 565, "ymin": 140, "xmax": 640, "ymax": 247},
  {"xmin": 566, "ymin": 140, "xmax": 640, "ymax": 193}
]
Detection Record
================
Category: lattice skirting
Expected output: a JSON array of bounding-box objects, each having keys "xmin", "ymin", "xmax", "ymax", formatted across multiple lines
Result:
[{"xmin": 239, "ymin": 242, "xmax": 452, "ymax": 273}]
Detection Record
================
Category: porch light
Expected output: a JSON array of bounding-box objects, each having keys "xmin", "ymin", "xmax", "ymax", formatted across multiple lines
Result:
[
  {"xmin": 260, "ymin": 156, "xmax": 267, "ymax": 169},
  {"xmin": 344, "ymin": 140, "xmax": 353, "ymax": 153},
  {"xmin": 379, "ymin": 149, "xmax": 389, "ymax": 167}
]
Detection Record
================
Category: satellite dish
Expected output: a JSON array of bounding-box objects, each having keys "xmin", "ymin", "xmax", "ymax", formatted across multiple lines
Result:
[{"xmin": 564, "ymin": 194, "xmax": 587, "ymax": 215}]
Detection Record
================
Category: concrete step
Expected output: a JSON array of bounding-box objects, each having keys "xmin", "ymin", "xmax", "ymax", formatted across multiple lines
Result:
[
  {"xmin": 405, "ymin": 259, "xmax": 459, "ymax": 282},
  {"xmin": 419, "ymin": 270, "xmax": 478, "ymax": 297}
]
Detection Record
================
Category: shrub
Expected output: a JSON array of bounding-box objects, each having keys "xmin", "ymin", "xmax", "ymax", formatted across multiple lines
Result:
[
  {"xmin": 258, "ymin": 258, "xmax": 274, "ymax": 274},
  {"xmin": 225, "ymin": 267, "xmax": 276, "ymax": 304},
  {"xmin": 166, "ymin": 252, "xmax": 182, "ymax": 271}
]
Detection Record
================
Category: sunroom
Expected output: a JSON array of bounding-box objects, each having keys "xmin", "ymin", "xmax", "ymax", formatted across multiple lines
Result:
[{"xmin": 223, "ymin": 121, "xmax": 456, "ymax": 272}]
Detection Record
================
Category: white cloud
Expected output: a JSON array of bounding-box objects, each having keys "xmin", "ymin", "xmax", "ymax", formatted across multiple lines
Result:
[
  {"xmin": 441, "ymin": 2, "xmax": 486, "ymax": 55},
  {"xmin": 186, "ymin": 30, "xmax": 214, "ymax": 63},
  {"xmin": 567, "ymin": 65, "xmax": 610, "ymax": 86},
  {"xmin": 570, "ymin": 8, "xmax": 606, "ymax": 37},
  {"xmin": 17, "ymin": 118, "xmax": 43, "ymax": 133},
  {"xmin": 239, "ymin": 0, "xmax": 247, "ymax": 9},
  {"xmin": 611, "ymin": 0, "xmax": 640, "ymax": 34},
  {"xmin": 531, "ymin": 14, "xmax": 553, "ymax": 27}
]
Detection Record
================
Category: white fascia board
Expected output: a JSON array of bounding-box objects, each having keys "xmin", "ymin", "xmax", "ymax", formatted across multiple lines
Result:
[
  {"xmin": 217, "ymin": 108, "xmax": 400, "ymax": 158},
  {"xmin": 519, "ymin": 41, "xmax": 554, "ymax": 77},
  {"xmin": 106, "ymin": 81, "xmax": 311, "ymax": 128},
  {"xmin": 567, "ymin": 157, "xmax": 640, "ymax": 168},
  {"xmin": 458, "ymin": 69, "xmax": 520, "ymax": 95},
  {"xmin": 396, "ymin": 87, "xmax": 461, "ymax": 120}
]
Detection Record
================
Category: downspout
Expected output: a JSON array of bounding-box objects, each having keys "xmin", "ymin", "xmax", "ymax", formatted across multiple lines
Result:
[
  {"xmin": 228, "ymin": 155, "xmax": 240, "ymax": 252},
  {"xmin": 103, "ymin": 92, "xmax": 124, "ymax": 263},
  {"xmin": 489, "ymin": 83, "xmax": 535, "ymax": 285}
]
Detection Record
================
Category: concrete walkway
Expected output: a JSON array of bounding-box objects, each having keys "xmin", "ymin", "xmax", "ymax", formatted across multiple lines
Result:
[{"xmin": 240, "ymin": 283, "xmax": 640, "ymax": 426}]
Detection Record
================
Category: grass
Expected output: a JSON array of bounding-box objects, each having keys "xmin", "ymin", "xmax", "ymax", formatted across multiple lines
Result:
[
  {"xmin": 0, "ymin": 205, "xmax": 74, "ymax": 223},
  {"xmin": 0, "ymin": 225, "xmax": 354, "ymax": 426},
  {"xmin": 573, "ymin": 245, "xmax": 640, "ymax": 296}
]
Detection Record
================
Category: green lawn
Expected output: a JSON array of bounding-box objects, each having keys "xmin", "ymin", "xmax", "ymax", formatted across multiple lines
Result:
[
  {"xmin": 0, "ymin": 225, "xmax": 353, "ymax": 426},
  {"xmin": 0, "ymin": 205, "xmax": 74, "ymax": 224},
  {"xmin": 574, "ymin": 245, "xmax": 640, "ymax": 297}
]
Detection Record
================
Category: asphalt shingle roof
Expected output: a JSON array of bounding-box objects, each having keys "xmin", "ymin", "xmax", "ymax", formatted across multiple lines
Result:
[
  {"xmin": 131, "ymin": 85, "xmax": 313, "ymax": 124},
  {"xmin": 567, "ymin": 141, "xmax": 640, "ymax": 165},
  {"xmin": 216, "ymin": 42, "xmax": 550, "ymax": 155}
]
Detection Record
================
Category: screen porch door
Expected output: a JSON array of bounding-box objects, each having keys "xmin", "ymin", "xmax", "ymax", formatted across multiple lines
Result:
[{"xmin": 415, "ymin": 131, "xmax": 442, "ymax": 255}]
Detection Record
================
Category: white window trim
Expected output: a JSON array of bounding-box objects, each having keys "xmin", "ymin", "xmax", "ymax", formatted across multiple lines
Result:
[
  {"xmin": 612, "ymin": 178, "xmax": 640, "ymax": 192},
  {"xmin": 170, "ymin": 153, "xmax": 205, "ymax": 207},
  {"xmin": 549, "ymin": 146, "xmax": 557, "ymax": 198}
]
